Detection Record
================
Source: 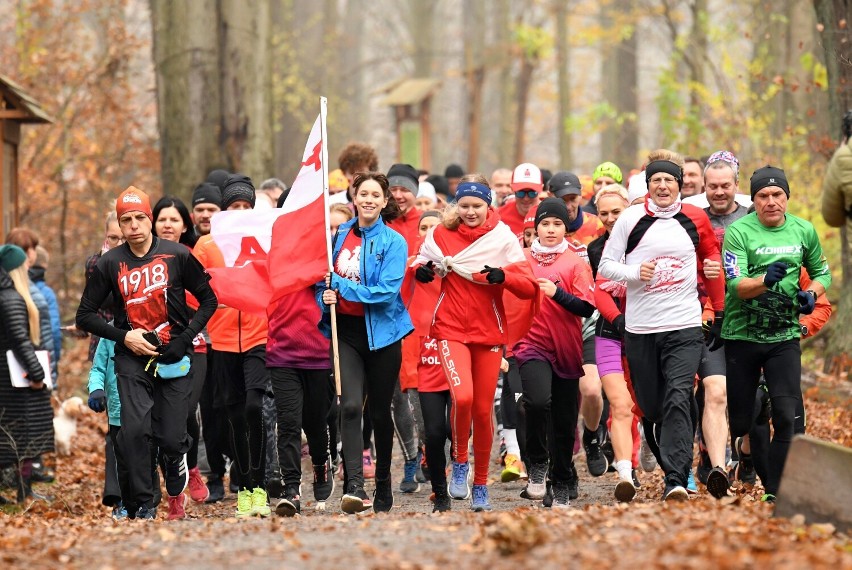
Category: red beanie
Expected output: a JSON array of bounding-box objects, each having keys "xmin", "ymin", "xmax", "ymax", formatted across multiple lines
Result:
[{"xmin": 116, "ymin": 186, "xmax": 153, "ymax": 221}]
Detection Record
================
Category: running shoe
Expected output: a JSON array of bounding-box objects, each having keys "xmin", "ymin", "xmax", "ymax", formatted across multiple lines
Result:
[
  {"xmin": 601, "ymin": 432, "xmax": 616, "ymax": 473},
  {"xmin": 167, "ymin": 493, "xmax": 188, "ymax": 521},
  {"xmin": 686, "ymin": 470, "xmax": 698, "ymax": 495},
  {"xmin": 313, "ymin": 460, "xmax": 335, "ymax": 502},
  {"xmin": 615, "ymin": 479, "xmax": 637, "ymax": 503},
  {"xmin": 266, "ymin": 470, "xmax": 284, "ymax": 500},
  {"xmin": 583, "ymin": 426, "xmax": 609, "ymax": 477},
  {"xmin": 400, "ymin": 458, "xmax": 420, "ymax": 493},
  {"xmin": 734, "ymin": 438, "xmax": 757, "ymax": 485},
  {"xmin": 341, "ymin": 483, "xmax": 372, "ymax": 514},
  {"xmin": 500, "ymin": 453, "xmax": 523, "ymax": 482},
  {"xmin": 470, "ymin": 484, "xmax": 492, "ymax": 512},
  {"xmin": 632, "ymin": 468, "xmax": 642, "ymax": 489},
  {"xmin": 205, "ymin": 476, "xmax": 225, "ymax": 503},
  {"xmin": 111, "ymin": 503, "xmax": 128, "ymax": 521},
  {"xmin": 541, "ymin": 480, "xmax": 553, "ymax": 508},
  {"xmin": 696, "ymin": 449, "xmax": 712, "ymax": 486},
  {"xmin": 706, "ymin": 466, "xmax": 730, "ymax": 499},
  {"xmin": 448, "ymin": 462, "xmax": 471, "ymax": 500},
  {"xmin": 522, "ymin": 462, "xmax": 548, "ymax": 500},
  {"xmin": 163, "ymin": 454, "xmax": 189, "ymax": 497},
  {"xmin": 135, "ymin": 505, "xmax": 157, "ymax": 520},
  {"xmin": 552, "ymin": 482, "xmax": 571, "ymax": 509},
  {"xmin": 235, "ymin": 489, "xmax": 254, "ymax": 518},
  {"xmin": 568, "ymin": 464, "xmax": 579, "ymax": 500},
  {"xmin": 251, "ymin": 487, "xmax": 271, "ymax": 517},
  {"xmin": 638, "ymin": 425, "xmax": 658, "ymax": 472},
  {"xmin": 275, "ymin": 485, "xmax": 300, "ymax": 517},
  {"xmin": 362, "ymin": 450, "xmax": 376, "ymax": 480},
  {"xmin": 374, "ymin": 478, "xmax": 394, "ymax": 513},
  {"xmin": 415, "ymin": 449, "xmax": 428, "ymax": 483},
  {"xmin": 433, "ymin": 488, "xmax": 451, "ymax": 513},
  {"xmin": 760, "ymin": 493, "xmax": 776, "ymax": 503},
  {"xmin": 188, "ymin": 466, "xmax": 209, "ymax": 503},
  {"xmin": 663, "ymin": 485, "xmax": 689, "ymax": 502}
]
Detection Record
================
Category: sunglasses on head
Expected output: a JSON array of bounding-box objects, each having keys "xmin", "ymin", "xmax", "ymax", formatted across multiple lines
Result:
[{"xmin": 515, "ymin": 190, "xmax": 539, "ymax": 199}]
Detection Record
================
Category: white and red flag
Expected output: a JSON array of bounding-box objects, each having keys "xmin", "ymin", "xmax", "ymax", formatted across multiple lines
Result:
[{"xmin": 206, "ymin": 111, "xmax": 329, "ymax": 317}]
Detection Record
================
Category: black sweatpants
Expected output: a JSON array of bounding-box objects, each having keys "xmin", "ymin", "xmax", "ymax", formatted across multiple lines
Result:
[
  {"xmin": 520, "ymin": 359, "xmax": 579, "ymax": 484},
  {"xmin": 726, "ymin": 339, "xmax": 802, "ymax": 495},
  {"xmin": 419, "ymin": 390, "xmax": 451, "ymax": 492},
  {"xmin": 500, "ymin": 357, "xmax": 527, "ymax": 460},
  {"xmin": 212, "ymin": 345, "xmax": 269, "ymax": 491},
  {"xmin": 107, "ymin": 424, "xmax": 159, "ymax": 512},
  {"xmin": 199, "ymin": 351, "xmax": 229, "ymax": 479},
  {"xmin": 337, "ymin": 314, "xmax": 401, "ymax": 490},
  {"xmin": 186, "ymin": 351, "xmax": 206, "ymax": 469},
  {"xmin": 625, "ymin": 327, "xmax": 703, "ymax": 489},
  {"xmin": 270, "ymin": 367, "xmax": 334, "ymax": 488},
  {"xmin": 114, "ymin": 353, "xmax": 191, "ymax": 508}
]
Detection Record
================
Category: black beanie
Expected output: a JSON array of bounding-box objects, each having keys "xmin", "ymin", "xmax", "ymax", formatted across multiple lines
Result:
[
  {"xmin": 387, "ymin": 163, "xmax": 420, "ymax": 194},
  {"xmin": 192, "ymin": 182, "xmax": 222, "ymax": 208},
  {"xmin": 222, "ymin": 174, "xmax": 255, "ymax": 209},
  {"xmin": 206, "ymin": 169, "xmax": 231, "ymax": 192},
  {"xmin": 535, "ymin": 197, "xmax": 571, "ymax": 230},
  {"xmin": 444, "ymin": 164, "xmax": 464, "ymax": 179},
  {"xmin": 425, "ymin": 174, "xmax": 449, "ymax": 197},
  {"xmin": 645, "ymin": 160, "xmax": 683, "ymax": 190},
  {"xmin": 750, "ymin": 165, "xmax": 789, "ymax": 199}
]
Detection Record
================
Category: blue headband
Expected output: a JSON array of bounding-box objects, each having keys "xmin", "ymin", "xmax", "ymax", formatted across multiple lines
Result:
[{"xmin": 454, "ymin": 182, "xmax": 492, "ymax": 204}]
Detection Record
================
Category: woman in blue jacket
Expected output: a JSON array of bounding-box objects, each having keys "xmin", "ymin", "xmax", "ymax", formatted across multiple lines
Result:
[{"xmin": 318, "ymin": 172, "xmax": 413, "ymax": 515}]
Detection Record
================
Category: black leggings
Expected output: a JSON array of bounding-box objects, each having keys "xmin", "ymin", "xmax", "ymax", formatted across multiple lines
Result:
[
  {"xmin": 726, "ymin": 339, "xmax": 802, "ymax": 495},
  {"xmin": 520, "ymin": 359, "xmax": 579, "ymax": 484},
  {"xmin": 186, "ymin": 352, "xmax": 206, "ymax": 469},
  {"xmin": 337, "ymin": 314, "xmax": 402, "ymax": 489},
  {"xmin": 419, "ymin": 390, "xmax": 451, "ymax": 492},
  {"xmin": 748, "ymin": 379, "xmax": 806, "ymax": 489},
  {"xmin": 500, "ymin": 357, "xmax": 527, "ymax": 460}
]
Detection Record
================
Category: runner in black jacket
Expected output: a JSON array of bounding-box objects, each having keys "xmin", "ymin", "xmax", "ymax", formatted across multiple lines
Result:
[{"xmin": 77, "ymin": 186, "xmax": 217, "ymax": 520}]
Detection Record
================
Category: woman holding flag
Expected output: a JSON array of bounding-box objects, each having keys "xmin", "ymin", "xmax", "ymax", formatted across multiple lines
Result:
[
  {"xmin": 319, "ymin": 172, "xmax": 414, "ymax": 514},
  {"xmin": 413, "ymin": 174, "xmax": 538, "ymax": 512}
]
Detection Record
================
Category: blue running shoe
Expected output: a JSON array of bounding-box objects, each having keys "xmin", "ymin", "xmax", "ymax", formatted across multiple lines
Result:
[
  {"xmin": 471, "ymin": 484, "xmax": 492, "ymax": 512},
  {"xmin": 448, "ymin": 462, "xmax": 471, "ymax": 500},
  {"xmin": 400, "ymin": 458, "xmax": 420, "ymax": 493},
  {"xmin": 686, "ymin": 470, "xmax": 698, "ymax": 495}
]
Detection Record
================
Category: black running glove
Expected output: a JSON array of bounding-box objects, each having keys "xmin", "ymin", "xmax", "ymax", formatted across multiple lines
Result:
[
  {"xmin": 480, "ymin": 265, "xmax": 505, "ymax": 285},
  {"xmin": 157, "ymin": 334, "xmax": 190, "ymax": 364},
  {"xmin": 88, "ymin": 389, "xmax": 106, "ymax": 413},
  {"xmin": 416, "ymin": 261, "xmax": 436, "ymax": 283},
  {"xmin": 612, "ymin": 315, "xmax": 626, "ymax": 336},
  {"xmin": 796, "ymin": 289, "xmax": 816, "ymax": 315},
  {"xmin": 763, "ymin": 261, "xmax": 788, "ymax": 287},
  {"xmin": 704, "ymin": 312, "xmax": 725, "ymax": 352}
]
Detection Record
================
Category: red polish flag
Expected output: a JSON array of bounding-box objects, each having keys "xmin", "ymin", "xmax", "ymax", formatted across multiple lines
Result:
[
  {"xmin": 206, "ymin": 112, "xmax": 329, "ymax": 317},
  {"xmin": 268, "ymin": 113, "xmax": 329, "ymax": 299}
]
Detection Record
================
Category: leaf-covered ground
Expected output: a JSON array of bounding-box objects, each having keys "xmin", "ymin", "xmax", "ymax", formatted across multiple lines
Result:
[{"xmin": 1, "ymin": 343, "xmax": 850, "ymax": 569}]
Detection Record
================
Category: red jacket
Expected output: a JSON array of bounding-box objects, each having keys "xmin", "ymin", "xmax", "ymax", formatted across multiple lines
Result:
[
  {"xmin": 427, "ymin": 210, "xmax": 539, "ymax": 346},
  {"xmin": 387, "ymin": 206, "xmax": 423, "ymax": 256}
]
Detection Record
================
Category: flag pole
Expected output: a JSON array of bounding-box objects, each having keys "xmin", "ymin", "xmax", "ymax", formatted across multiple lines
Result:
[{"xmin": 320, "ymin": 96, "xmax": 342, "ymax": 397}]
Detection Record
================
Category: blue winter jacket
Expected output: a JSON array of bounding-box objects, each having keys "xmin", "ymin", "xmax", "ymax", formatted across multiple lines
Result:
[{"xmin": 316, "ymin": 216, "xmax": 414, "ymax": 351}]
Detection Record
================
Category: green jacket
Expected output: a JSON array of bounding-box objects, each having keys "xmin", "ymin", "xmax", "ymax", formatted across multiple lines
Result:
[{"xmin": 821, "ymin": 141, "xmax": 852, "ymax": 252}]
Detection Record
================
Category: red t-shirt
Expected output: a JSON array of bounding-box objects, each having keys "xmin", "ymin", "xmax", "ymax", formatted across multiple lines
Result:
[
  {"xmin": 418, "ymin": 336, "xmax": 447, "ymax": 393},
  {"xmin": 334, "ymin": 230, "xmax": 365, "ymax": 316},
  {"xmin": 498, "ymin": 202, "xmax": 534, "ymax": 239},
  {"xmin": 513, "ymin": 248, "xmax": 595, "ymax": 379}
]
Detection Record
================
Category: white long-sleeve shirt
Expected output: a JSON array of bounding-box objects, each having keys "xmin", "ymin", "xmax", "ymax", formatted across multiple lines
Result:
[{"xmin": 598, "ymin": 202, "xmax": 724, "ymax": 334}]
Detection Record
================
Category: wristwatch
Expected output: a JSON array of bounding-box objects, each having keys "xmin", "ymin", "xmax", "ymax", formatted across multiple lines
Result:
[{"xmin": 800, "ymin": 324, "xmax": 809, "ymax": 337}]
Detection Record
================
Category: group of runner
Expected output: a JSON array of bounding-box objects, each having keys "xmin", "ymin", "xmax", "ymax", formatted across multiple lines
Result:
[{"xmin": 73, "ymin": 142, "xmax": 831, "ymax": 520}]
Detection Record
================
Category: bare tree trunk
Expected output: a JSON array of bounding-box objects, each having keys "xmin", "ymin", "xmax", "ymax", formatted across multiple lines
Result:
[
  {"xmin": 814, "ymin": 0, "xmax": 852, "ymax": 370},
  {"xmin": 685, "ymin": 0, "xmax": 707, "ymax": 150},
  {"xmin": 463, "ymin": 0, "xmax": 486, "ymax": 171},
  {"xmin": 219, "ymin": 0, "xmax": 273, "ymax": 180},
  {"xmin": 496, "ymin": 0, "xmax": 514, "ymax": 167},
  {"xmin": 150, "ymin": 0, "xmax": 221, "ymax": 198},
  {"xmin": 513, "ymin": 56, "xmax": 535, "ymax": 165},
  {"xmin": 409, "ymin": 1, "xmax": 434, "ymax": 78},
  {"xmin": 555, "ymin": 0, "xmax": 571, "ymax": 167}
]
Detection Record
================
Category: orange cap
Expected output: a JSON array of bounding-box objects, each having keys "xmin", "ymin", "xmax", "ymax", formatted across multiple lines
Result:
[{"xmin": 116, "ymin": 186, "xmax": 153, "ymax": 221}]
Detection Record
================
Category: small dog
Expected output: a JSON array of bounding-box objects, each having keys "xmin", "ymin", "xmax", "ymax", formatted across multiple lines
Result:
[{"xmin": 54, "ymin": 396, "xmax": 86, "ymax": 455}]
